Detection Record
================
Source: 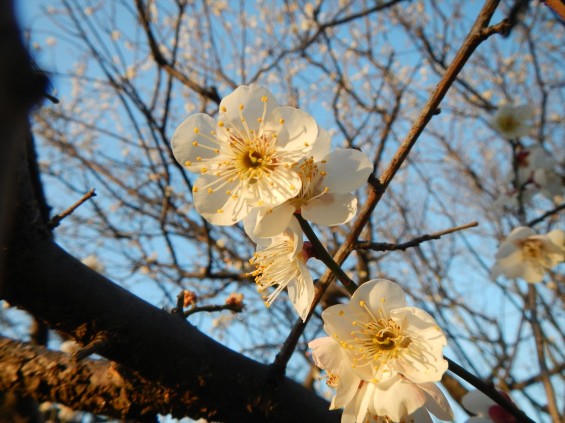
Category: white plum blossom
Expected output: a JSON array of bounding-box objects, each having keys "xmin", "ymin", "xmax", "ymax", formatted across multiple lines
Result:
[
  {"xmin": 247, "ymin": 217, "xmax": 314, "ymax": 320},
  {"xmin": 516, "ymin": 145, "xmax": 563, "ymax": 201},
  {"xmin": 492, "ymin": 226, "xmax": 564, "ymax": 283},
  {"xmin": 490, "ymin": 104, "xmax": 534, "ymax": 139},
  {"xmin": 462, "ymin": 390, "xmax": 516, "ymax": 423},
  {"xmin": 171, "ymin": 84, "xmax": 318, "ymax": 225},
  {"xmin": 309, "ymin": 280, "xmax": 451, "ymax": 422},
  {"xmin": 244, "ymin": 129, "xmax": 373, "ymax": 237}
]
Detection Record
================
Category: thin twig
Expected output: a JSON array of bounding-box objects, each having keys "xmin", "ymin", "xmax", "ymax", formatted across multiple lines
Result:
[
  {"xmin": 47, "ymin": 188, "xmax": 96, "ymax": 229},
  {"xmin": 183, "ymin": 303, "xmax": 243, "ymax": 318},
  {"xmin": 527, "ymin": 202, "xmax": 565, "ymax": 227},
  {"xmin": 273, "ymin": 0, "xmax": 508, "ymax": 375},
  {"xmin": 296, "ymin": 214, "xmax": 357, "ymax": 295},
  {"xmin": 355, "ymin": 221, "xmax": 478, "ymax": 251}
]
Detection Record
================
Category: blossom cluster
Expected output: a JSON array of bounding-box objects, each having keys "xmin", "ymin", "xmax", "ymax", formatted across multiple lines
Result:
[
  {"xmin": 309, "ymin": 279, "xmax": 453, "ymax": 422},
  {"xmin": 172, "ymin": 84, "xmax": 373, "ymax": 319},
  {"xmin": 489, "ymin": 104, "xmax": 565, "ymax": 284},
  {"xmin": 491, "ymin": 105, "xmax": 564, "ymax": 207},
  {"xmin": 172, "ymin": 85, "xmax": 452, "ymax": 422}
]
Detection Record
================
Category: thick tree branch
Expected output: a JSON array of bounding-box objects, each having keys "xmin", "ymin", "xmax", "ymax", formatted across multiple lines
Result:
[
  {"xmin": 0, "ymin": 150, "xmax": 337, "ymax": 421},
  {"xmin": 0, "ymin": 336, "xmax": 183, "ymax": 422}
]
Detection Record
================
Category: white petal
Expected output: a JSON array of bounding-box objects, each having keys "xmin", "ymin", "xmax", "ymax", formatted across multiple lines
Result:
[
  {"xmin": 392, "ymin": 308, "xmax": 448, "ymax": 383},
  {"xmin": 461, "ymin": 390, "xmax": 495, "ymax": 416},
  {"xmin": 354, "ymin": 279, "xmax": 408, "ymax": 313},
  {"xmin": 546, "ymin": 229, "xmax": 565, "ymax": 251},
  {"xmin": 308, "ymin": 337, "xmax": 343, "ymax": 374},
  {"xmin": 419, "ymin": 382, "xmax": 454, "ymax": 421},
  {"xmin": 309, "ymin": 128, "xmax": 332, "ymax": 161},
  {"xmin": 287, "ymin": 262, "xmax": 314, "ymax": 321},
  {"xmin": 268, "ymin": 106, "xmax": 318, "ymax": 153},
  {"xmin": 252, "ymin": 203, "xmax": 296, "ymax": 238},
  {"xmin": 248, "ymin": 166, "xmax": 302, "ymax": 207},
  {"xmin": 334, "ymin": 365, "xmax": 363, "ymax": 410},
  {"xmin": 302, "ymin": 193, "xmax": 357, "ymax": 226},
  {"xmin": 503, "ymin": 226, "xmax": 536, "ymax": 244},
  {"xmin": 171, "ymin": 114, "xmax": 219, "ymax": 172},
  {"xmin": 372, "ymin": 376, "xmax": 427, "ymax": 421},
  {"xmin": 321, "ymin": 149, "xmax": 373, "ymax": 193},
  {"xmin": 219, "ymin": 84, "xmax": 279, "ymax": 135},
  {"xmin": 193, "ymin": 176, "xmax": 249, "ymax": 225},
  {"xmin": 521, "ymin": 262, "xmax": 546, "ymax": 283}
]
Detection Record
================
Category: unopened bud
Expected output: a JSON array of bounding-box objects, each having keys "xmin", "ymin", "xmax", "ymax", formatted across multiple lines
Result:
[{"xmin": 183, "ymin": 290, "xmax": 198, "ymax": 308}]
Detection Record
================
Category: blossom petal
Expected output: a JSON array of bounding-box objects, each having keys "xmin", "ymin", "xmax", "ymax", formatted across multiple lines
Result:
[
  {"xmin": 419, "ymin": 382, "xmax": 454, "ymax": 421},
  {"xmin": 333, "ymin": 365, "xmax": 362, "ymax": 410},
  {"xmin": 219, "ymin": 84, "xmax": 279, "ymax": 135},
  {"xmin": 309, "ymin": 128, "xmax": 332, "ymax": 161},
  {"xmin": 462, "ymin": 390, "xmax": 495, "ymax": 416},
  {"xmin": 193, "ymin": 176, "xmax": 249, "ymax": 225},
  {"xmin": 286, "ymin": 261, "xmax": 314, "ymax": 321},
  {"xmin": 302, "ymin": 193, "xmax": 357, "ymax": 226},
  {"xmin": 308, "ymin": 336, "xmax": 342, "ymax": 374},
  {"xmin": 252, "ymin": 203, "xmax": 296, "ymax": 238},
  {"xmin": 391, "ymin": 308, "xmax": 448, "ymax": 383},
  {"xmin": 355, "ymin": 279, "xmax": 408, "ymax": 313},
  {"xmin": 268, "ymin": 106, "xmax": 318, "ymax": 152},
  {"xmin": 321, "ymin": 149, "xmax": 373, "ymax": 193},
  {"xmin": 372, "ymin": 376, "xmax": 427, "ymax": 421},
  {"xmin": 171, "ymin": 114, "xmax": 219, "ymax": 172},
  {"xmin": 248, "ymin": 165, "xmax": 302, "ymax": 207}
]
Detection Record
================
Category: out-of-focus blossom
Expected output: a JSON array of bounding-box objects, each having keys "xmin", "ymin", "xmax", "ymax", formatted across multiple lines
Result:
[
  {"xmin": 516, "ymin": 145, "xmax": 563, "ymax": 201},
  {"xmin": 81, "ymin": 254, "xmax": 105, "ymax": 273},
  {"xmin": 172, "ymin": 84, "xmax": 318, "ymax": 225},
  {"xmin": 492, "ymin": 226, "xmax": 565, "ymax": 283},
  {"xmin": 462, "ymin": 390, "xmax": 516, "ymax": 423},
  {"xmin": 490, "ymin": 104, "xmax": 534, "ymax": 139}
]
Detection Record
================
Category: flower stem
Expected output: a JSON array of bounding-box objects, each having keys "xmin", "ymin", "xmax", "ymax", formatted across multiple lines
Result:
[
  {"xmin": 446, "ymin": 356, "xmax": 535, "ymax": 423},
  {"xmin": 295, "ymin": 214, "xmax": 358, "ymax": 295}
]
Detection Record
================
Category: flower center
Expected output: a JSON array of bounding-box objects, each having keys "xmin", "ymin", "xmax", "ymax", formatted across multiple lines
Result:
[
  {"xmin": 498, "ymin": 115, "xmax": 519, "ymax": 132},
  {"xmin": 325, "ymin": 371, "xmax": 340, "ymax": 388},
  {"xmin": 340, "ymin": 300, "xmax": 412, "ymax": 378},
  {"xmin": 354, "ymin": 317, "xmax": 412, "ymax": 357},
  {"xmin": 519, "ymin": 239, "xmax": 544, "ymax": 261},
  {"xmin": 244, "ymin": 150, "xmax": 264, "ymax": 169}
]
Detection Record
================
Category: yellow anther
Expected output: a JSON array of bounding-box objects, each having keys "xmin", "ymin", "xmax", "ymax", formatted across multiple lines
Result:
[
  {"xmin": 279, "ymin": 118, "xmax": 285, "ymax": 124},
  {"xmin": 321, "ymin": 160, "xmax": 327, "ymax": 164},
  {"xmin": 192, "ymin": 141, "xmax": 199, "ymax": 146},
  {"xmin": 304, "ymin": 142, "xmax": 309, "ymax": 146},
  {"xmin": 261, "ymin": 96, "xmax": 268, "ymax": 102},
  {"xmin": 194, "ymin": 127, "xmax": 200, "ymax": 134},
  {"xmin": 184, "ymin": 160, "xmax": 192, "ymax": 167},
  {"xmin": 226, "ymin": 190, "xmax": 232, "ymax": 195},
  {"xmin": 217, "ymin": 209, "xmax": 224, "ymax": 213},
  {"xmin": 339, "ymin": 310, "xmax": 344, "ymax": 316},
  {"xmin": 221, "ymin": 106, "xmax": 227, "ymax": 112},
  {"xmin": 196, "ymin": 156, "xmax": 202, "ymax": 161},
  {"xmin": 321, "ymin": 171, "xmax": 327, "ymax": 176},
  {"xmin": 208, "ymin": 188, "xmax": 214, "ymax": 193},
  {"xmin": 257, "ymin": 117, "xmax": 263, "ymax": 123},
  {"xmin": 218, "ymin": 121, "xmax": 225, "ymax": 127},
  {"xmin": 201, "ymin": 167, "xmax": 208, "ymax": 173},
  {"xmin": 193, "ymin": 187, "xmax": 199, "ymax": 192},
  {"xmin": 239, "ymin": 104, "xmax": 244, "ymax": 110}
]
